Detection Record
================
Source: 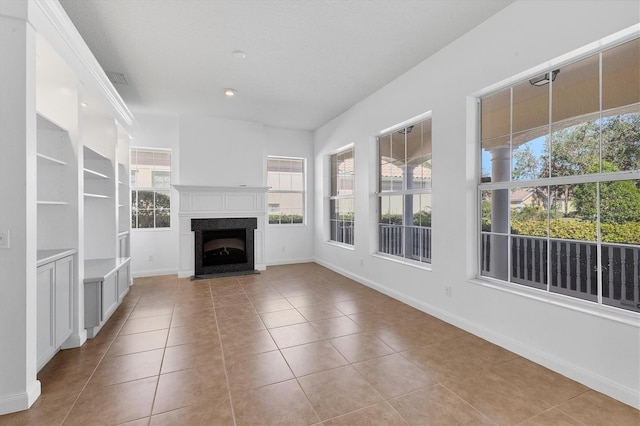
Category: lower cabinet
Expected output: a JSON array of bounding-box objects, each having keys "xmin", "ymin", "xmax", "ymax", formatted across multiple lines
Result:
[
  {"xmin": 36, "ymin": 254, "xmax": 73, "ymax": 371},
  {"xmin": 84, "ymin": 257, "xmax": 131, "ymax": 338}
]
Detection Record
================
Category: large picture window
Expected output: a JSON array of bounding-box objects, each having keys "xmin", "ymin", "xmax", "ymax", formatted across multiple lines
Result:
[
  {"xmin": 329, "ymin": 147, "xmax": 355, "ymax": 245},
  {"xmin": 131, "ymin": 148, "xmax": 171, "ymax": 229},
  {"xmin": 378, "ymin": 116, "xmax": 432, "ymax": 264},
  {"xmin": 479, "ymin": 38, "xmax": 640, "ymax": 313},
  {"xmin": 267, "ymin": 156, "xmax": 305, "ymax": 224}
]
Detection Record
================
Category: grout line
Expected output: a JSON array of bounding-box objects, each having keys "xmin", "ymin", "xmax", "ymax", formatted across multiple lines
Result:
[
  {"xmin": 59, "ymin": 296, "xmax": 139, "ymax": 425},
  {"xmin": 146, "ymin": 293, "xmax": 175, "ymax": 423},
  {"xmin": 438, "ymin": 381, "xmax": 499, "ymax": 425},
  {"xmin": 212, "ymin": 277, "xmax": 240, "ymax": 426}
]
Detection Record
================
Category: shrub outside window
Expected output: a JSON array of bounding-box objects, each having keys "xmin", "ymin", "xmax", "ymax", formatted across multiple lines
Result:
[
  {"xmin": 479, "ymin": 38, "xmax": 640, "ymax": 313},
  {"xmin": 131, "ymin": 148, "xmax": 171, "ymax": 229},
  {"xmin": 378, "ymin": 116, "xmax": 432, "ymax": 264},
  {"xmin": 329, "ymin": 147, "xmax": 355, "ymax": 245},
  {"xmin": 267, "ymin": 157, "xmax": 305, "ymax": 224}
]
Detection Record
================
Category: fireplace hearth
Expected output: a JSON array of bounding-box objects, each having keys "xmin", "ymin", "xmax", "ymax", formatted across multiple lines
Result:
[{"xmin": 192, "ymin": 217, "xmax": 257, "ymax": 278}]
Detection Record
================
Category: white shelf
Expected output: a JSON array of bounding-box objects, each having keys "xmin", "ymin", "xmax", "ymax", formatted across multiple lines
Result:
[
  {"xmin": 37, "ymin": 153, "xmax": 67, "ymax": 166},
  {"xmin": 37, "ymin": 200, "xmax": 68, "ymax": 205},
  {"xmin": 84, "ymin": 193, "xmax": 110, "ymax": 199},
  {"xmin": 83, "ymin": 168, "xmax": 110, "ymax": 180}
]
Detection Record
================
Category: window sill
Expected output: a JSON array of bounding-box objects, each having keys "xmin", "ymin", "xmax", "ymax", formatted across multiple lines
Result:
[
  {"xmin": 325, "ymin": 240, "xmax": 355, "ymax": 251},
  {"xmin": 267, "ymin": 223, "xmax": 307, "ymax": 228},
  {"xmin": 132, "ymin": 227, "xmax": 173, "ymax": 232},
  {"xmin": 468, "ymin": 276, "xmax": 640, "ymax": 327},
  {"xmin": 370, "ymin": 252, "xmax": 432, "ymax": 271}
]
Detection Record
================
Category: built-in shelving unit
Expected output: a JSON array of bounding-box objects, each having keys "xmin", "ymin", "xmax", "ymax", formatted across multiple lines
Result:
[
  {"xmin": 83, "ymin": 146, "xmax": 114, "ymax": 201},
  {"xmin": 1, "ymin": 1, "xmax": 136, "ymax": 413},
  {"xmin": 36, "ymin": 115, "xmax": 74, "ymax": 208}
]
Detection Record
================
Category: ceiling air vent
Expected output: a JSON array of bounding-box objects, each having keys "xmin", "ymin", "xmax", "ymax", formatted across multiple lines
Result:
[{"xmin": 105, "ymin": 71, "xmax": 128, "ymax": 85}]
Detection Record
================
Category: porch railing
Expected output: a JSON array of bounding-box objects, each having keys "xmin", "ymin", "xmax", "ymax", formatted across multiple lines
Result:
[
  {"xmin": 330, "ymin": 220, "xmax": 354, "ymax": 245},
  {"xmin": 379, "ymin": 224, "xmax": 431, "ymax": 263},
  {"xmin": 481, "ymin": 234, "xmax": 640, "ymax": 312}
]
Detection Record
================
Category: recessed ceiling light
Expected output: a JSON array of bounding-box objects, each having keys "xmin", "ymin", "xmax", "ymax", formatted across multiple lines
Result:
[
  {"xmin": 232, "ymin": 50, "xmax": 247, "ymax": 59},
  {"xmin": 223, "ymin": 88, "xmax": 237, "ymax": 97},
  {"xmin": 81, "ymin": 102, "xmax": 89, "ymax": 107}
]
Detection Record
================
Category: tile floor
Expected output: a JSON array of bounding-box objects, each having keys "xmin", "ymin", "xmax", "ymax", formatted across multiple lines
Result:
[{"xmin": 1, "ymin": 263, "xmax": 638, "ymax": 425}]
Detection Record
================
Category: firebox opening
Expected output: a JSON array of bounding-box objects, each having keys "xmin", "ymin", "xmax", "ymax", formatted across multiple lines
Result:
[
  {"xmin": 192, "ymin": 217, "xmax": 257, "ymax": 278},
  {"xmin": 202, "ymin": 229, "xmax": 247, "ymax": 266}
]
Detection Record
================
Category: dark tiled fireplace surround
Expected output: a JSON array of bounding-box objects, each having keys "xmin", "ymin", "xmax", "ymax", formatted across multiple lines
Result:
[{"xmin": 191, "ymin": 217, "xmax": 257, "ymax": 278}]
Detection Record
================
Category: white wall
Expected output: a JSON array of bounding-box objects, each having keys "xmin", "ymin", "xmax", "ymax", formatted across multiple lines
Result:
[
  {"xmin": 0, "ymin": 2, "xmax": 41, "ymax": 413},
  {"xmin": 130, "ymin": 113, "xmax": 180, "ymax": 277},
  {"xmin": 313, "ymin": 0, "xmax": 640, "ymax": 408},
  {"xmin": 179, "ymin": 115, "xmax": 265, "ymax": 187},
  {"xmin": 264, "ymin": 126, "xmax": 315, "ymax": 265},
  {"xmin": 132, "ymin": 116, "xmax": 314, "ymax": 275}
]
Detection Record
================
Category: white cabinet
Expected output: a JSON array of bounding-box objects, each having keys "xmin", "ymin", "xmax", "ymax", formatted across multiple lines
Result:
[
  {"xmin": 84, "ymin": 258, "xmax": 131, "ymax": 339},
  {"xmin": 36, "ymin": 251, "xmax": 74, "ymax": 371}
]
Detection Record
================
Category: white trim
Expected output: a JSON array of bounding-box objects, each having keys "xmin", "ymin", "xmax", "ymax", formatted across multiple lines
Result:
[
  {"xmin": 315, "ymin": 257, "xmax": 640, "ymax": 410},
  {"xmin": 328, "ymin": 142, "xmax": 355, "ymax": 156},
  {"xmin": 479, "ymin": 169, "xmax": 640, "ymax": 190},
  {"xmin": 378, "ymin": 110, "xmax": 433, "ymax": 136},
  {"xmin": 469, "ymin": 276, "xmax": 640, "ymax": 327},
  {"xmin": 325, "ymin": 240, "xmax": 356, "ymax": 251},
  {"xmin": 266, "ymin": 257, "xmax": 315, "ymax": 266},
  {"xmin": 0, "ymin": 380, "xmax": 41, "ymax": 415},
  {"xmin": 132, "ymin": 268, "xmax": 178, "ymax": 279},
  {"xmin": 473, "ymin": 24, "xmax": 640, "ymax": 99},
  {"xmin": 31, "ymin": 1, "xmax": 134, "ymax": 131},
  {"xmin": 370, "ymin": 252, "xmax": 432, "ymax": 271},
  {"xmin": 60, "ymin": 329, "xmax": 87, "ymax": 350},
  {"xmin": 173, "ymin": 185, "xmax": 270, "ymax": 193}
]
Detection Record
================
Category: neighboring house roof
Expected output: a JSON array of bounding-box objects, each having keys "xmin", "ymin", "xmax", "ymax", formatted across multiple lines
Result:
[
  {"xmin": 380, "ymin": 162, "xmax": 432, "ymax": 179},
  {"xmin": 510, "ymin": 188, "xmax": 548, "ymax": 205},
  {"xmin": 338, "ymin": 158, "xmax": 431, "ymax": 180}
]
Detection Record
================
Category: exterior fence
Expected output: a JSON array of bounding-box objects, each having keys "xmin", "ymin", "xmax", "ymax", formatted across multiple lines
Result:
[
  {"xmin": 379, "ymin": 224, "xmax": 431, "ymax": 263},
  {"xmin": 481, "ymin": 233, "xmax": 640, "ymax": 312},
  {"xmin": 330, "ymin": 220, "xmax": 354, "ymax": 245}
]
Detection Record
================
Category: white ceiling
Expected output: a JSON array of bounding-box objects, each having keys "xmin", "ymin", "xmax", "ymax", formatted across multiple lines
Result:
[{"xmin": 59, "ymin": 0, "xmax": 513, "ymax": 131}]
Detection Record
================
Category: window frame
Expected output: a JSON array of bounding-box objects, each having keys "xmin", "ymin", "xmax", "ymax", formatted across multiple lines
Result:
[
  {"xmin": 266, "ymin": 155, "xmax": 307, "ymax": 226},
  {"xmin": 376, "ymin": 112, "xmax": 433, "ymax": 266},
  {"xmin": 130, "ymin": 147, "xmax": 172, "ymax": 230},
  {"xmin": 328, "ymin": 145, "xmax": 355, "ymax": 246},
  {"xmin": 476, "ymin": 33, "xmax": 640, "ymax": 314}
]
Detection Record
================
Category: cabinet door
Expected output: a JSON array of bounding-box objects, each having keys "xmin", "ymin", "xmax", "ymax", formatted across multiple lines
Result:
[
  {"xmin": 37, "ymin": 263, "xmax": 55, "ymax": 369},
  {"xmin": 102, "ymin": 274, "xmax": 118, "ymax": 319},
  {"xmin": 117, "ymin": 263, "xmax": 129, "ymax": 301},
  {"xmin": 84, "ymin": 280, "xmax": 101, "ymax": 328},
  {"xmin": 55, "ymin": 256, "xmax": 73, "ymax": 347}
]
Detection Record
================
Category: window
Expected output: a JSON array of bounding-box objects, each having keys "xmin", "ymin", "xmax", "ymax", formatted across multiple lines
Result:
[
  {"xmin": 267, "ymin": 156, "xmax": 305, "ymax": 224},
  {"xmin": 329, "ymin": 147, "xmax": 355, "ymax": 245},
  {"xmin": 378, "ymin": 116, "xmax": 432, "ymax": 263},
  {"xmin": 479, "ymin": 38, "xmax": 640, "ymax": 313},
  {"xmin": 131, "ymin": 148, "xmax": 171, "ymax": 229}
]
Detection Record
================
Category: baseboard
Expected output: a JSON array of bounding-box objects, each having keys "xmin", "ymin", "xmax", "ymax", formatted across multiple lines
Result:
[
  {"xmin": 61, "ymin": 329, "xmax": 87, "ymax": 350},
  {"xmin": 314, "ymin": 258, "xmax": 640, "ymax": 410},
  {"xmin": 132, "ymin": 268, "xmax": 178, "ymax": 279},
  {"xmin": 0, "ymin": 380, "xmax": 41, "ymax": 415},
  {"xmin": 266, "ymin": 257, "xmax": 315, "ymax": 266}
]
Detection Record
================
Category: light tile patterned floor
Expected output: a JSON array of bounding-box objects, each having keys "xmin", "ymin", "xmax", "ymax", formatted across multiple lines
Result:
[{"xmin": 1, "ymin": 263, "xmax": 638, "ymax": 425}]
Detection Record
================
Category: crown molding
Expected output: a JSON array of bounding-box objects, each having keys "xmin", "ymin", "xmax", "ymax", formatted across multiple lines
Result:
[{"xmin": 29, "ymin": 0, "xmax": 134, "ymax": 131}]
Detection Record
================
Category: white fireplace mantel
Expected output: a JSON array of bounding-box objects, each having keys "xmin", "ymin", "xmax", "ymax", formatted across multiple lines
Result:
[{"xmin": 174, "ymin": 185, "xmax": 268, "ymax": 277}]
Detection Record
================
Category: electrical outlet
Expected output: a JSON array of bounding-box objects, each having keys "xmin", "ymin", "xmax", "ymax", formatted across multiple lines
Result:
[
  {"xmin": 148, "ymin": 254, "xmax": 153, "ymax": 262},
  {"xmin": 0, "ymin": 230, "xmax": 9, "ymax": 249},
  {"xmin": 445, "ymin": 285, "xmax": 452, "ymax": 297},
  {"xmin": 281, "ymin": 246, "xmax": 286, "ymax": 252},
  {"xmin": 359, "ymin": 258, "xmax": 364, "ymax": 267}
]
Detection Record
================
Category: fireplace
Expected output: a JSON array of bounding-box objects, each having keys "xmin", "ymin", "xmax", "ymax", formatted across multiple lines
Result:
[{"xmin": 192, "ymin": 217, "xmax": 257, "ymax": 278}]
